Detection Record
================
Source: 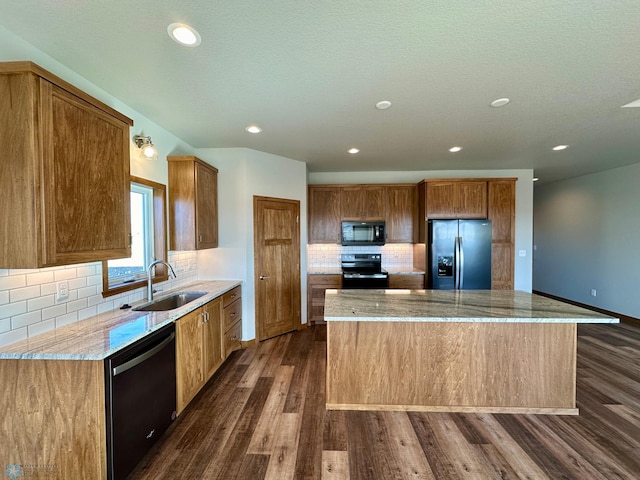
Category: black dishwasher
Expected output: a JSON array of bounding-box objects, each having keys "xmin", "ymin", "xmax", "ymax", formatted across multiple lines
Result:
[{"xmin": 104, "ymin": 322, "xmax": 177, "ymax": 480}]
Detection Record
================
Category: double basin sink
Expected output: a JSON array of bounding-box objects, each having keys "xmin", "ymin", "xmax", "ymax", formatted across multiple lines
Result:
[{"xmin": 133, "ymin": 291, "xmax": 207, "ymax": 312}]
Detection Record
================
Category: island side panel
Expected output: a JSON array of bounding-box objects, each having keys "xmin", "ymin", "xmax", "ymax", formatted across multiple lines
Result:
[
  {"xmin": 326, "ymin": 321, "xmax": 577, "ymax": 414},
  {"xmin": 0, "ymin": 359, "xmax": 107, "ymax": 479}
]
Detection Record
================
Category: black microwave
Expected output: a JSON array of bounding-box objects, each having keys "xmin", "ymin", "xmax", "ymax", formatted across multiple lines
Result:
[{"xmin": 341, "ymin": 221, "xmax": 386, "ymax": 246}]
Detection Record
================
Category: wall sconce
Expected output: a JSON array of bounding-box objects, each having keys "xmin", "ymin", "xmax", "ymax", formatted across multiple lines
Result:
[{"xmin": 133, "ymin": 135, "xmax": 158, "ymax": 159}]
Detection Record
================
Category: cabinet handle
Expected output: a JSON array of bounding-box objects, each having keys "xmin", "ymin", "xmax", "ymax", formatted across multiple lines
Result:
[
  {"xmin": 198, "ymin": 234, "xmax": 203, "ymax": 243},
  {"xmin": 259, "ymin": 275, "xmax": 270, "ymax": 280},
  {"xmin": 230, "ymin": 335, "xmax": 238, "ymax": 341},
  {"xmin": 203, "ymin": 311, "xmax": 209, "ymax": 323},
  {"xmin": 230, "ymin": 313, "xmax": 236, "ymax": 317},
  {"xmin": 128, "ymin": 233, "xmax": 132, "ymax": 248}
]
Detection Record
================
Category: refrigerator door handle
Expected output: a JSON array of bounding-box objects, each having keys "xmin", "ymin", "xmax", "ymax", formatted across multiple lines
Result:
[
  {"xmin": 454, "ymin": 236, "xmax": 460, "ymax": 289},
  {"xmin": 458, "ymin": 236, "xmax": 464, "ymax": 289}
]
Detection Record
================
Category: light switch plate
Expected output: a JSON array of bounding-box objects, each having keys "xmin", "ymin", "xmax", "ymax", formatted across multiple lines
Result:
[{"xmin": 519, "ymin": 250, "xmax": 527, "ymax": 257}]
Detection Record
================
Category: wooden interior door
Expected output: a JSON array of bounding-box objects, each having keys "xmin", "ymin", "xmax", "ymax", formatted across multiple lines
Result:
[{"xmin": 254, "ymin": 196, "xmax": 301, "ymax": 341}]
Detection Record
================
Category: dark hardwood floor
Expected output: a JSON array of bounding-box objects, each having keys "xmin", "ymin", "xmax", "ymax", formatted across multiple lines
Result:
[{"xmin": 129, "ymin": 321, "xmax": 640, "ymax": 479}]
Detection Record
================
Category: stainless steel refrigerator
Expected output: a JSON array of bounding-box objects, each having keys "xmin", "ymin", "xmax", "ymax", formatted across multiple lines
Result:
[{"xmin": 427, "ymin": 219, "xmax": 492, "ymax": 289}]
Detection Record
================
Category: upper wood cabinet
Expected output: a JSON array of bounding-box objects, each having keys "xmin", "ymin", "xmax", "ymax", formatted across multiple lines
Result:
[
  {"xmin": 341, "ymin": 186, "xmax": 385, "ymax": 219},
  {"xmin": 0, "ymin": 61, "xmax": 133, "ymax": 268},
  {"xmin": 385, "ymin": 185, "xmax": 418, "ymax": 243},
  {"xmin": 168, "ymin": 156, "xmax": 219, "ymax": 250},
  {"xmin": 308, "ymin": 186, "xmax": 342, "ymax": 243},
  {"xmin": 426, "ymin": 180, "xmax": 487, "ymax": 219}
]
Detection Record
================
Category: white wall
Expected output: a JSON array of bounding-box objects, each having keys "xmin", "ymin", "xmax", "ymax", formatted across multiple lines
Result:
[
  {"xmin": 309, "ymin": 169, "xmax": 534, "ymax": 292},
  {"xmin": 533, "ymin": 163, "xmax": 640, "ymax": 318},
  {"xmin": 196, "ymin": 148, "xmax": 308, "ymax": 340}
]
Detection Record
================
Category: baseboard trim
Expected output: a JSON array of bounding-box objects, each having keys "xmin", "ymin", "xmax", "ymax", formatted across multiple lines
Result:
[{"xmin": 533, "ymin": 290, "xmax": 640, "ymax": 326}]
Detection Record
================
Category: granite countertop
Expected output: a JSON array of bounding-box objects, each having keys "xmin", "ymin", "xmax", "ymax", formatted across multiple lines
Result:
[
  {"xmin": 385, "ymin": 268, "xmax": 425, "ymax": 274},
  {"xmin": 324, "ymin": 289, "xmax": 619, "ymax": 324},
  {"xmin": 0, "ymin": 280, "xmax": 241, "ymax": 360}
]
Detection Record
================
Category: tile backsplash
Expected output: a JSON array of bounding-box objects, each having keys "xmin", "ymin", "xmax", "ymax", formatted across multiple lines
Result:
[
  {"xmin": 0, "ymin": 251, "xmax": 198, "ymax": 347},
  {"xmin": 307, "ymin": 243, "xmax": 414, "ymax": 270}
]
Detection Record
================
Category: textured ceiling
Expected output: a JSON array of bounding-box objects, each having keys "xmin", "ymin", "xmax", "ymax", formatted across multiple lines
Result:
[{"xmin": 1, "ymin": 0, "xmax": 639, "ymax": 183}]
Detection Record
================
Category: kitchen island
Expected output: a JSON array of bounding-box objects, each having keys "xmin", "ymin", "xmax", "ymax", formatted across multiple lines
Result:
[{"xmin": 324, "ymin": 289, "xmax": 618, "ymax": 415}]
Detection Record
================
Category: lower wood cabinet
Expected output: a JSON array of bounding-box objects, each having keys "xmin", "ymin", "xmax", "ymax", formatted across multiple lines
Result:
[
  {"xmin": 176, "ymin": 286, "xmax": 242, "ymax": 415},
  {"xmin": 222, "ymin": 286, "xmax": 243, "ymax": 357},
  {"xmin": 307, "ymin": 274, "xmax": 342, "ymax": 324},
  {"xmin": 388, "ymin": 273, "xmax": 425, "ymax": 289}
]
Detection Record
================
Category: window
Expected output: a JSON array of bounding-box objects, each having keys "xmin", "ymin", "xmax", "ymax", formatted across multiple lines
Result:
[{"xmin": 102, "ymin": 176, "xmax": 167, "ymax": 297}]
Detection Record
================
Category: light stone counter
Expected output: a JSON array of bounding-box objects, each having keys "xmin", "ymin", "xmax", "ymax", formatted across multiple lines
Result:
[
  {"xmin": 0, "ymin": 280, "xmax": 241, "ymax": 360},
  {"xmin": 325, "ymin": 289, "xmax": 618, "ymax": 323}
]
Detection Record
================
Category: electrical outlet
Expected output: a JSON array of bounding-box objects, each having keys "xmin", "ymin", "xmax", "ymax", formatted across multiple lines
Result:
[
  {"xmin": 56, "ymin": 281, "xmax": 69, "ymax": 301},
  {"xmin": 590, "ymin": 289, "xmax": 597, "ymax": 297},
  {"xmin": 519, "ymin": 250, "xmax": 526, "ymax": 257}
]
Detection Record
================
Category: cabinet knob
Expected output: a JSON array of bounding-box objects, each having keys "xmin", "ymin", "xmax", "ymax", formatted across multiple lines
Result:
[
  {"xmin": 230, "ymin": 313, "xmax": 236, "ymax": 317},
  {"xmin": 230, "ymin": 335, "xmax": 238, "ymax": 341}
]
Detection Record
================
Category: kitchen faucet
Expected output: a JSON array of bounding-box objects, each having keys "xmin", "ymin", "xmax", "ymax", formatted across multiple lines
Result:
[{"xmin": 146, "ymin": 260, "xmax": 177, "ymax": 301}]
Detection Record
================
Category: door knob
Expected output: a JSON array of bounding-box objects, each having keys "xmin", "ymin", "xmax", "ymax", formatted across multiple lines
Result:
[{"xmin": 259, "ymin": 275, "xmax": 270, "ymax": 280}]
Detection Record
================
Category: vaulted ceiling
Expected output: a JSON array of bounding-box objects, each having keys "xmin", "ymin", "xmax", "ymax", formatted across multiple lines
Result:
[{"xmin": 1, "ymin": 1, "xmax": 639, "ymax": 183}]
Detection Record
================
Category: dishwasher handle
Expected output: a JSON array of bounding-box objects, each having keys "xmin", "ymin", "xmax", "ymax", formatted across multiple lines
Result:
[{"xmin": 112, "ymin": 332, "xmax": 175, "ymax": 377}]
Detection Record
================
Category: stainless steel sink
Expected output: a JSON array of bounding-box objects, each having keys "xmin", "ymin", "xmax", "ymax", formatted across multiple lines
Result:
[{"xmin": 133, "ymin": 291, "xmax": 207, "ymax": 312}]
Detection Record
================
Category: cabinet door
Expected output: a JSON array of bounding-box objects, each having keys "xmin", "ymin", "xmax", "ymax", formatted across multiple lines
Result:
[
  {"xmin": 488, "ymin": 180, "xmax": 515, "ymax": 289},
  {"xmin": 196, "ymin": 162, "xmax": 218, "ymax": 249},
  {"xmin": 176, "ymin": 308, "xmax": 204, "ymax": 414},
  {"xmin": 203, "ymin": 297, "xmax": 223, "ymax": 380},
  {"xmin": 308, "ymin": 186, "xmax": 341, "ymax": 243},
  {"xmin": 456, "ymin": 181, "xmax": 487, "ymax": 218},
  {"xmin": 41, "ymin": 80, "xmax": 131, "ymax": 265},
  {"xmin": 341, "ymin": 186, "xmax": 385, "ymax": 219},
  {"xmin": 426, "ymin": 182, "xmax": 456, "ymax": 218},
  {"xmin": 385, "ymin": 185, "xmax": 417, "ymax": 243}
]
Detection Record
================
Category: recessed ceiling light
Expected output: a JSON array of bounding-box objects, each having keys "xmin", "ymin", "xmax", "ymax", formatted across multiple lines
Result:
[
  {"xmin": 375, "ymin": 100, "xmax": 392, "ymax": 110},
  {"xmin": 348, "ymin": 148, "xmax": 360, "ymax": 154},
  {"xmin": 167, "ymin": 23, "xmax": 202, "ymax": 47},
  {"xmin": 449, "ymin": 146, "xmax": 462, "ymax": 153},
  {"xmin": 490, "ymin": 98, "xmax": 510, "ymax": 108},
  {"xmin": 552, "ymin": 145, "xmax": 568, "ymax": 151},
  {"xmin": 245, "ymin": 125, "xmax": 262, "ymax": 134}
]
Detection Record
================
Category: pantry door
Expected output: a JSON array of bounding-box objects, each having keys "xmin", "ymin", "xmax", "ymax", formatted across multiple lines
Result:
[{"xmin": 253, "ymin": 196, "xmax": 301, "ymax": 341}]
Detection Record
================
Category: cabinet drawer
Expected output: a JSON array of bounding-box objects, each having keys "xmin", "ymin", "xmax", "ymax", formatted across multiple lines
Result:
[
  {"xmin": 223, "ymin": 319, "xmax": 242, "ymax": 357},
  {"xmin": 223, "ymin": 286, "xmax": 241, "ymax": 308},
  {"xmin": 223, "ymin": 299, "xmax": 242, "ymax": 332},
  {"xmin": 308, "ymin": 274, "xmax": 342, "ymax": 286}
]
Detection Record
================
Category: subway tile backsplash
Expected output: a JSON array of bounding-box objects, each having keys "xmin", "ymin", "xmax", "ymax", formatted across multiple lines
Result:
[
  {"xmin": 0, "ymin": 251, "xmax": 198, "ymax": 347},
  {"xmin": 307, "ymin": 243, "xmax": 414, "ymax": 270}
]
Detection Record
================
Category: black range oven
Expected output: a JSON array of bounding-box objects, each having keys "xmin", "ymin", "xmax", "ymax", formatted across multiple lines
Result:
[{"xmin": 341, "ymin": 253, "xmax": 389, "ymax": 289}]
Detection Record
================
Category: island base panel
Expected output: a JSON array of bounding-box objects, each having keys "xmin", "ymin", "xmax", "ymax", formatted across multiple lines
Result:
[{"xmin": 326, "ymin": 321, "xmax": 577, "ymax": 414}]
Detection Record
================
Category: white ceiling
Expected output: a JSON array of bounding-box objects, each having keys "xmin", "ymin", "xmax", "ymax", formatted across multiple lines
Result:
[{"xmin": 1, "ymin": 1, "xmax": 639, "ymax": 184}]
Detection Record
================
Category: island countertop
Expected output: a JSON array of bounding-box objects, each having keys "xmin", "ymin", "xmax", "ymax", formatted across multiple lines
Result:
[
  {"xmin": 0, "ymin": 280, "xmax": 241, "ymax": 360},
  {"xmin": 324, "ymin": 289, "xmax": 619, "ymax": 323}
]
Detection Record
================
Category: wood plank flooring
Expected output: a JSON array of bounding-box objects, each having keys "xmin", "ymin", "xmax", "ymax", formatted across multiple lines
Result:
[{"xmin": 129, "ymin": 322, "xmax": 640, "ymax": 479}]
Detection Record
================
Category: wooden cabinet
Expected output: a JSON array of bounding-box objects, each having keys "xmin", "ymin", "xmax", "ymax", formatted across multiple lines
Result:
[
  {"xmin": 307, "ymin": 274, "xmax": 342, "ymax": 324},
  {"xmin": 426, "ymin": 180, "xmax": 487, "ymax": 219},
  {"xmin": 309, "ymin": 184, "xmax": 417, "ymax": 244},
  {"xmin": 222, "ymin": 286, "xmax": 243, "ymax": 357},
  {"xmin": 168, "ymin": 156, "xmax": 219, "ymax": 250},
  {"xmin": 488, "ymin": 180, "xmax": 516, "ymax": 289},
  {"xmin": 308, "ymin": 186, "xmax": 342, "ymax": 243},
  {"xmin": 416, "ymin": 178, "xmax": 517, "ymax": 290},
  {"xmin": 341, "ymin": 186, "xmax": 385, "ymax": 219},
  {"xmin": 0, "ymin": 61, "xmax": 133, "ymax": 268},
  {"xmin": 203, "ymin": 297, "xmax": 224, "ymax": 380},
  {"xmin": 176, "ymin": 308, "xmax": 206, "ymax": 414},
  {"xmin": 385, "ymin": 185, "xmax": 418, "ymax": 243},
  {"xmin": 175, "ymin": 286, "xmax": 242, "ymax": 415},
  {"xmin": 388, "ymin": 273, "xmax": 425, "ymax": 289}
]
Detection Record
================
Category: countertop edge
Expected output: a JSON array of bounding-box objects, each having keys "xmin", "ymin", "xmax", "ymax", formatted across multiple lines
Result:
[{"xmin": 0, "ymin": 280, "xmax": 242, "ymax": 361}]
